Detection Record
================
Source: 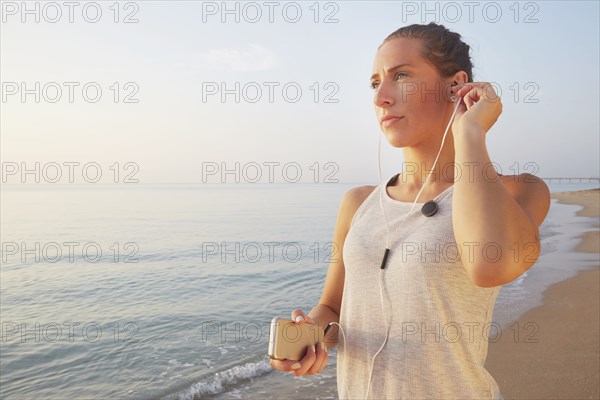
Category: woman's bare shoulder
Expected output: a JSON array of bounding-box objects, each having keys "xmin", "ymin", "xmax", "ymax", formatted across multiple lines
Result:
[
  {"xmin": 499, "ymin": 173, "xmax": 548, "ymax": 190},
  {"xmin": 334, "ymin": 184, "xmax": 377, "ymax": 223},
  {"xmin": 342, "ymin": 184, "xmax": 378, "ymax": 208},
  {"xmin": 499, "ymin": 173, "xmax": 551, "ymax": 233}
]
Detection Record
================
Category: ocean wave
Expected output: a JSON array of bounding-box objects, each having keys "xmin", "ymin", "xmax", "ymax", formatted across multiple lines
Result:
[{"xmin": 163, "ymin": 357, "xmax": 272, "ymax": 400}]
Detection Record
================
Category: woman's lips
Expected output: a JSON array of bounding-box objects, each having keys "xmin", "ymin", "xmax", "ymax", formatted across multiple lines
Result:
[{"xmin": 381, "ymin": 116, "xmax": 404, "ymax": 128}]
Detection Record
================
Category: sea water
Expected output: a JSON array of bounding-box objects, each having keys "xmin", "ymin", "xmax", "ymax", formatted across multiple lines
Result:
[{"xmin": 1, "ymin": 181, "xmax": 598, "ymax": 399}]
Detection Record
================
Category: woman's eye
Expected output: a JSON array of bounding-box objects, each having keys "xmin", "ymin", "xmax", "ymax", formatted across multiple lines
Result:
[{"xmin": 370, "ymin": 73, "xmax": 408, "ymax": 90}]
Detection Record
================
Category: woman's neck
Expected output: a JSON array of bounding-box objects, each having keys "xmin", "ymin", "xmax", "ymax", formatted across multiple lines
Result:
[{"xmin": 399, "ymin": 141, "xmax": 456, "ymax": 188}]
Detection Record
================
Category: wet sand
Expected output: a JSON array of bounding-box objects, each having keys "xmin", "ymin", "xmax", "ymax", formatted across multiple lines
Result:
[{"xmin": 485, "ymin": 189, "xmax": 600, "ymax": 399}]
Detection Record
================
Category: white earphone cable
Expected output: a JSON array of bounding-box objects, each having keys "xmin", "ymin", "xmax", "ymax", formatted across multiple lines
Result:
[
  {"xmin": 377, "ymin": 131, "xmax": 392, "ymax": 249},
  {"xmin": 337, "ymin": 96, "xmax": 463, "ymax": 400}
]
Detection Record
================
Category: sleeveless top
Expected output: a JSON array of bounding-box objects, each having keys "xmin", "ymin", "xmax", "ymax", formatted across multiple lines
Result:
[{"xmin": 336, "ymin": 173, "xmax": 503, "ymax": 400}]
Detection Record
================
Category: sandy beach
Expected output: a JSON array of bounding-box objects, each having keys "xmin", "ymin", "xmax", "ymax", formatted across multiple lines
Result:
[{"xmin": 485, "ymin": 189, "xmax": 600, "ymax": 399}]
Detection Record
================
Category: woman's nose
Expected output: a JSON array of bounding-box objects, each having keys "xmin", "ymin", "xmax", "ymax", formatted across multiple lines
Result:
[{"xmin": 373, "ymin": 81, "xmax": 395, "ymax": 108}]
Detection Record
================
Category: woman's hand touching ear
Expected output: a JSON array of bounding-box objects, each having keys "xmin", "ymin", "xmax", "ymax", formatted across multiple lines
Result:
[{"xmin": 450, "ymin": 82, "xmax": 503, "ymax": 140}]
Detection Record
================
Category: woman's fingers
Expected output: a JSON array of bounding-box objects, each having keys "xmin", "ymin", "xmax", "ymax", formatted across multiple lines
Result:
[
  {"xmin": 269, "ymin": 357, "xmax": 302, "ymax": 372},
  {"xmin": 290, "ymin": 309, "xmax": 305, "ymax": 323},
  {"xmin": 465, "ymin": 89, "xmax": 478, "ymax": 109},
  {"xmin": 270, "ymin": 342, "xmax": 327, "ymax": 376},
  {"xmin": 270, "ymin": 341, "xmax": 328, "ymax": 376},
  {"xmin": 459, "ymin": 85, "xmax": 479, "ymax": 108},
  {"xmin": 454, "ymin": 82, "xmax": 500, "ymax": 106},
  {"xmin": 299, "ymin": 340, "xmax": 329, "ymax": 376},
  {"xmin": 290, "ymin": 309, "xmax": 316, "ymax": 325},
  {"xmin": 453, "ymin": 82, "xmax": 480, "ymax": 97},
  {"xmin": 292, "ymin": 344, "xmax": 318, "ymax": 376},
  {"xmin": 308, "ymin": 341, "xmax": 328, "ymax": 375}
]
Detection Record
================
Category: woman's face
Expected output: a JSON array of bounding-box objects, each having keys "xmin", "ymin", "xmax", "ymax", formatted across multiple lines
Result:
[{"xmin": 371, "ymin": 37, "xmax": 454, "ymax": 148}]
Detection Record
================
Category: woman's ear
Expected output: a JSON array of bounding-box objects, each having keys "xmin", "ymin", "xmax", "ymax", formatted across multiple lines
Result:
[
  {"xmin": 446, "ymin": 80, "xmax": 461, "ymax": 102},
  {"xmin": 446, "ymin": 72, "xmax": 468, "ymax": 100},
  {"xmin": 451, "ymin": 71, "xmax": 469, "ymax": 85}
]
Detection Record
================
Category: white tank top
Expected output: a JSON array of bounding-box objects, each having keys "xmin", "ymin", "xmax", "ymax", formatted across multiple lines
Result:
[{"xmin": 337, "ymin": 173, "xmax": 503, "ymax": 399}]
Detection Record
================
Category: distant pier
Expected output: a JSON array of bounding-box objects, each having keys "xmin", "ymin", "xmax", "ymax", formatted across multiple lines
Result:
[{"xmin": 541, "ymin": 177, "xmax": 600, "ymax": 183}]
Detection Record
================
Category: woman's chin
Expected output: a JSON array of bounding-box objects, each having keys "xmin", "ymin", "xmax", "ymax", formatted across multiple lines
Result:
[{"xmin": 382, "ymin": 131, "xmax": 412, "ymax": 148}]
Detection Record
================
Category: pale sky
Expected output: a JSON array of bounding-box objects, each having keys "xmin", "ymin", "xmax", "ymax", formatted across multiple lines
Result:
[{"xmin": 1, "ymin": 0, "xmax": 598, "ymax": 184}]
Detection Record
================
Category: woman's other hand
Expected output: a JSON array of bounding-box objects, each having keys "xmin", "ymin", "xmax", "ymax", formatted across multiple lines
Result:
[{"xmin": 268, "ymin": 309, "xmax": 329, "ymax": 376}]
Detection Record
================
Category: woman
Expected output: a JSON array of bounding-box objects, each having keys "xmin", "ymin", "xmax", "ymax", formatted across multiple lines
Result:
[{"xmin": 270, "ymin": 22, "xmax": 551, "ymax": 399}]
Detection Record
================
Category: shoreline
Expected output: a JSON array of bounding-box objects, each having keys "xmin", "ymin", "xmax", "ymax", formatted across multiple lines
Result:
[
  {"xmin": 551, "ymin": 188, "xmax": 600, "ymax": 254},
  {"xmin": 485, "ymin": 188, "xmax": 600, "ymax": 399}
]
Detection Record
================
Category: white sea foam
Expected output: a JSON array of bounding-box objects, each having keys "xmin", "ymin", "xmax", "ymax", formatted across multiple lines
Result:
[{"xmin": 172, "ymin": 358, "xmax": 272, "ymax": 400}]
